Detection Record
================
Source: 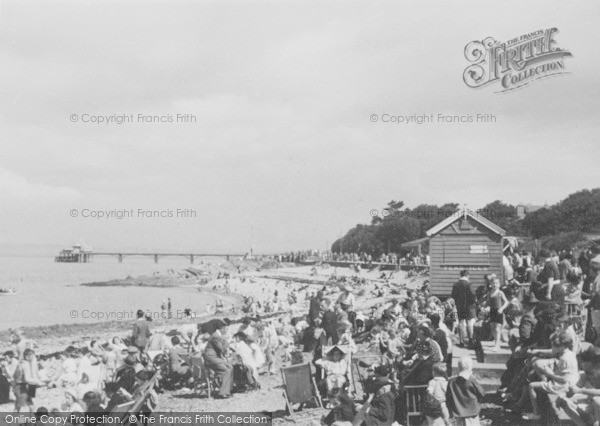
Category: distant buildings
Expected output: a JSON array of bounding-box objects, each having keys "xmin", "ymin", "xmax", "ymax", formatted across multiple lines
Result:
[{"xmin": 516, "ymin": 203, "xmax": 547, "ymax": 219}]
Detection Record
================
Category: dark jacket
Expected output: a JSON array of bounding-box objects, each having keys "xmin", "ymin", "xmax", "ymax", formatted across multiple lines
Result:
[
  {"xmin": 203, "ymin": 332, "xmax": 228, "ymax": 358},
  {"xmin": 308, "ymin": 297, "xmax": 322, "ymax": 328},
  {"xmin": 519, "ymin": 310, "xmax": 538, "ymax": 347},
  {"xmin": 451, "ymin": 278, "xmax": 476, "ymax": 313},
  {"xmin": 364, "ymin": 391, "xmax": 395, "ymax": 426},
  {"xmin": 321, "ymin": 310, "xmax": 339, "ymax": 344},
  {"xmin": 446, "ymin": 375, "xmax": 484, "ymax": 418},
  {"xmin": 323, "ymin": 393, "xmax": 356, "ymax": 425},
  {"xmin": 433, "ymin": 329, "xmax": 448, "ymax": 357},
  {"xmin": 131, "ymin": 320, "xmax": 151, "ymax": 348}
]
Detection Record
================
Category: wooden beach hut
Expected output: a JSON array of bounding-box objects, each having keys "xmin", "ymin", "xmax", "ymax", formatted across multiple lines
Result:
[{"xmin": 425, "ymin": 208, "xmax": 506, "ymax": 297}]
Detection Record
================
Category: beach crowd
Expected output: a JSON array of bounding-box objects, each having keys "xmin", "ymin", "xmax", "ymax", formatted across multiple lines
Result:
[{"xmin": 1, "ymin": 246, "xmax": 600, "ymax": 426}]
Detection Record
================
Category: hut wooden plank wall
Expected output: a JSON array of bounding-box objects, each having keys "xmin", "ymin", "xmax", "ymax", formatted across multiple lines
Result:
[{"xmin": 426, "ymin": 209, "xmax": 506, "ymax": 297}]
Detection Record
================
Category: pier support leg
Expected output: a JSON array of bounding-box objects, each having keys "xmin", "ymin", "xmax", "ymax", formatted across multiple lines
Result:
[
  {"xmin": 118, "ymin": 254, "xmax": 123, "ymax": 263},
  {"xmin": 190, "ymin": 255, "xmax": 194, "ymax": 264},
  {"xmin": 154, "ymin": 254, "xmax": 158, "ymax": 264}
]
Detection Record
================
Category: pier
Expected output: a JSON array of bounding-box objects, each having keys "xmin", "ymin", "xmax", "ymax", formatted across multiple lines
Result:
[{"xmin": 88, "ymin": 253, "xmax": 246, "ymax": 264}]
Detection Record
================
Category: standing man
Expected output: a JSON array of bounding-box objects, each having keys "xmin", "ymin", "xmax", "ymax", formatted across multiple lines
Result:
[
  {"xmin": 320, "ymin": 298, "xmax": 339, "ymax": 345},
  {"xmin": 337, "ymin": 285, "xmax": 356, "ymax": 330},
  {"xmin": 131, "ymin": 309, "xmax": 152, "ymax": 353},
  {"xmin": 451, "ymin": 270, "xmax": 476, "ymax": 348},
  {"xmin": 537, "ymin": 250, "xmax": 560, "ymax": 300}
]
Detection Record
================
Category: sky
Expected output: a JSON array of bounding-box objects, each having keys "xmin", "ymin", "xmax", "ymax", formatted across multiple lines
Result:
[{"xmin": 0, "ymin": 0, "xmax": 599, "ymax": 253}]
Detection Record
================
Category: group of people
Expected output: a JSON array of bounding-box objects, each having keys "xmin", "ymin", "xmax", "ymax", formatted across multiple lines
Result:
[
  {"xmin": 329, "ymin": 252, "xmax": 429, "ymax": 267},
  {"xmin": 0, "ymin": 326, "xmax": 157, "ymax": 419},
  {"xmin": 303, "ymin": 274, "xmax": 488, "ymax": 426},
  {"xmin": 3, "ymin": 244, "xmax": 600, "ymax": 426},
  {"xmin": 495, "ymin": 247, "xmax": 600, "ymax": 425}
]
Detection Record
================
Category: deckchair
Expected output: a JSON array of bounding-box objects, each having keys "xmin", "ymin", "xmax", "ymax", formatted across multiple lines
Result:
[
  {"xmin": 146, "ymin": 330, "xmax": 166, "ymax": 360},
  {"xmin": 352, "ymin": 352, "xmax": 386, "ymax": 399},
  {"xmin": 181, "ymin": 354, "xmax": 214, "ymax": 398},
  {"xmin": 281, "ymin": 363, "xmax": 322, "ymax": 416},
  {"xmin": 403, "ymin": 384, "xmax": 427, "ymax": 425}
]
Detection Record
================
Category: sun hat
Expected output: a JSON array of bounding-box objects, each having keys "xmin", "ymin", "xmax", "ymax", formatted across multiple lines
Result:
[
  {"xmin": 64, "ymin": 389, "xmax": 78, "ymax": 400},
  {"xmin": 326, "ymin": 345, "xmax": 347, "ymax": 357}
]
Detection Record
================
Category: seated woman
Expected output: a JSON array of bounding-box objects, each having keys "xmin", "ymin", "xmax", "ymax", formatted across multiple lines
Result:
[
  {"xmin": 230, "ymin": 332, "xmax": 259, "ymax": 390},
  {"xmin": 115, "ymin": 357, "xmax": 138, "ymax": 395},
  {"xmin": 166, "ymin": 337, "xmax": 191, "ymax": 383},
  {"xmin": 315, "ymin": 346, "xmax": 350, "ymax": 397},
  {"xmin": 59, "ymin": 349, "xmax": 78, "ymax": 387},
  {"xmin": 37, "ymin": 356, "xmax": 61, "ymax": 388},
  {"xmin": 318, "ymin": 388, "xmax": 356, "ymax": 426},
  {"xmin": 62, "ymin": 388, "xmax": 84, "ymax": 413}
]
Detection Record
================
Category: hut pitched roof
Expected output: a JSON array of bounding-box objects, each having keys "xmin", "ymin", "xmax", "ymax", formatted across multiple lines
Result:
[{"xmin": 425, "ymin": 208, "xmax": 506, "ymax": 237}]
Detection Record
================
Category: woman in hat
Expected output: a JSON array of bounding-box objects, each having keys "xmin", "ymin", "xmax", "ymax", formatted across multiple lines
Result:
[
  {"xmin": 62, "ymin": 388, "xmax": 83, "ymax": 413},
  {"xmin": 319, "ymin": 387, "xmax": 356, "ymax": 426},
  {"xmin": 363, "ymin": 376, "xmax": 395, "ymax": 426},
  {"xmin": 315, "ymin": 346, "xmax": 349, "ymax": 396},
  {"xmin": 230, "ymin": 332, "xmax": 260, "ymax": 389}
]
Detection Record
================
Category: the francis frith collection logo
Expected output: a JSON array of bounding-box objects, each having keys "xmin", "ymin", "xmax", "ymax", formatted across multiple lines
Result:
[{"xmin": 463, "ymin": 28, "xmax": 572, "ymax": 93}]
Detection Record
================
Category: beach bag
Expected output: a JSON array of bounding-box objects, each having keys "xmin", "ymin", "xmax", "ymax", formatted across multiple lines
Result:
[
  {"xmin": 233, "ymin": 364, "xmax": 254, "ymax": 388},
  {"xmin": 421, "ymin": 392, "xmax": 443, "ymax": 418},
  {"xmin": 473, "ymin": 339, "xmax": 485, "ymax": 363}
]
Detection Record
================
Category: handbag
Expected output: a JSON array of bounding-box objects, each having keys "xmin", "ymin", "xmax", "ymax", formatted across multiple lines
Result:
[{"xmin": 421, "ymin": 391, "xmax": 443, "ymax": 418}]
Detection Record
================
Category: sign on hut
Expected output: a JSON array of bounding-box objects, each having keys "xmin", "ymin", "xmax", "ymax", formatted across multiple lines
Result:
[{"xmin": 426, "ymin": 208, "xmax": 506, "ymax": 297}]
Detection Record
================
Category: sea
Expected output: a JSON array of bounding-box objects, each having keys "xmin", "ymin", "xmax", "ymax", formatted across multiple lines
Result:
[{"xmin": 0, "ymin": 253, "xmax": 218, "ymax": 331}]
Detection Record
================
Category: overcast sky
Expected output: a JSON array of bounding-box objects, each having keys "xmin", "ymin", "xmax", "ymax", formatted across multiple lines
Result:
[{"xmin": 0, "ymin": 0, "xmax": 599, "ymax": 253}]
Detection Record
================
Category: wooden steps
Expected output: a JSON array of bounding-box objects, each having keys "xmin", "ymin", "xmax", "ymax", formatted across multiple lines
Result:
[{"xmin": 451, "ymin": 340, "xmax": 511, "ymax": 393}]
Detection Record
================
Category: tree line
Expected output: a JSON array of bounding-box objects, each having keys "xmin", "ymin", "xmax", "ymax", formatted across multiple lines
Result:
[{"xmin": 331, "ymin": 188, "xmax": 600, "ymax": 256}]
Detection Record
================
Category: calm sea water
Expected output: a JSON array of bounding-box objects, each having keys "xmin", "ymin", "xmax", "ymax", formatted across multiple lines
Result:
[{"xmin": 0, "ymin": 255, "xmax": 218, "ymax": 330}]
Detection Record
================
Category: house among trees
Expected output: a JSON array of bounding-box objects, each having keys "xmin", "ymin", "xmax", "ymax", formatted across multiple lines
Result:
[
  {"xmin": 426, "ymin": 207, "xmax": 506, "ymax": 297},
  {"xmin": 516, "ymin": 203, "xmax": 546, "ymax": 219}
]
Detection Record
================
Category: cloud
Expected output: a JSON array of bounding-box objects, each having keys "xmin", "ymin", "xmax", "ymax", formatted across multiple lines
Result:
[{"xmin": 0, "ymin": 167, "xmax": 79, "ymax": 200}]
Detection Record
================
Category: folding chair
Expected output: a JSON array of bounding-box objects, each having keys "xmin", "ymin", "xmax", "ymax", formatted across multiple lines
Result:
[
  {"xmin": 352, "ymin": 353, "xmax": 386, "ymax": 399},
  {"xmin": 404, "ymin": 384, "xmax": 427, "ymax": 426},
  {"xmin": 281, "ymin": 363, "xmax": 323, "ymax": 416},
  {"xmin": 178, "ymin": 354, "xmax": 213, "ymax": 398},
  {"xmin": 565, "ymin": 302, "xmax": 586, "ymax": 339},
  {"xmin": 190, "ymin": 355, "xmax": 213, "ymax": 399}
]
